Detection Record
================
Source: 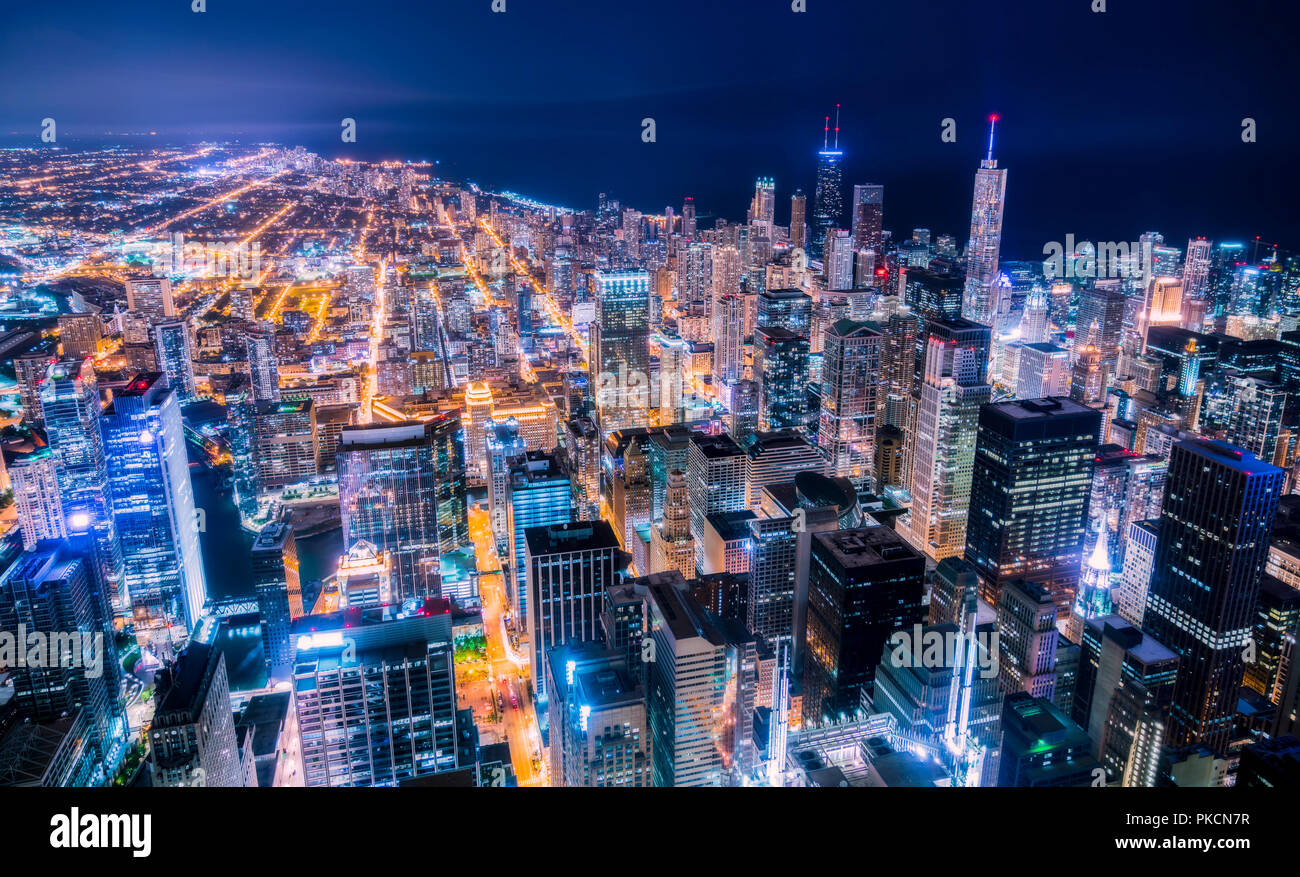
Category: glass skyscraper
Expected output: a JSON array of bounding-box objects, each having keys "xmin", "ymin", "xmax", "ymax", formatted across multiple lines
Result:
[
  {"xmin": 101, "ymin": 372, "xmax": 207, "ymax": 640},
  {"xmin": 336, "ymin": 416, "xmax": 467, "ymax": 603},
  {"xmin": 40, "ymin": 359, "xmax": 124, "ymax": 614}
]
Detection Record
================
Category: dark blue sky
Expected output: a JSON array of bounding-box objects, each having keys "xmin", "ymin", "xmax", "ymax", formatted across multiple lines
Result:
[{"xmin": 3, "ymin": 0, "xmax": 1298, "ymax": 257}]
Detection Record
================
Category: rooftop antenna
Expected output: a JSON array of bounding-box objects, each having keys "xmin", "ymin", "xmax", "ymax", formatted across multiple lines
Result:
[
  {"xmin": 834, "ymin": 103, "xmax": 841, "ymax": 150},
  {"xmin": 987, "ymin": 114, "xmax": 999, "ymax": 162},
  {"xmin": 823, "ymin": 115, "xmax": 829, "ymax": 150}
]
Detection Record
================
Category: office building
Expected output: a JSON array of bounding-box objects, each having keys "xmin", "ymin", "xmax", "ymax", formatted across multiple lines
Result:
[{"xmin": 1144, "ymin": 439, "xmax": 1283, "ymax": 752}]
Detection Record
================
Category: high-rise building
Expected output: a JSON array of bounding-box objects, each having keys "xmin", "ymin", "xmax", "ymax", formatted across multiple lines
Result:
[
  {"xmin": 125, "ymin": 277, "xmax": 177, "ymax": 325},
  {"xmin": 649, "ymin": 470, "xmax": 695, "ymax": 580},
  {"xmin": 686, "ymin": 433, "xmax": 747, "ymax": 570},
  {"xmin": 245, "ymin": 329, "xmax": 280, "ymax": 403},
  {"xmin": 3, "ymin": 438, "xmax": 66, "ymax": 550},
  {"xmin": 1115, "ymin": 519, "xmax": 1158, "ymax": 627},
  {"xmin": 790, "ymin": 190, "xmax": 807, "ymax": 251},
  {"xmin": 1015, "ymin": 342, "xmax": 1070, "ymax": 399},
  {"xmin": 810, "ymin": 109, "xmax": 844, "ymax": 260},
  {"xmin": 804, "ymin": 527, "xmax": 927, "ymax": 722},
  {"xmin": 40, "ymin": 359, "xmax": 122, "ymax": 610},
  {"xmin": 149, "ymin": 642, "xmax": 245, "ymax": 787},
  {"xmin": 1075, "ymin": 615, "xmax": 1179, "ymax": 786},
  {"xmin": 0, "ymin": 538, "xmax": 127, "ymax": 785},
  {"xmin": 817, "ymin": 318, "xmax": 881, "ymax": 486},
  {"xmin": 525, "ymin": 520, "xmax": 625, "ymax": 686},
  {"xmin": 907, "ymin": 318, "xmax": 992, "ymax": 561},
  {"xmin": 712, "ymin": 293, "xmax": 745, "ymax": 384},
  {"xmin": 545, "ymin": 642, "xmax": 650, "ymax": 787},
  {"xmin": 506, "ymin": 450, "xmax": 574, "ymax": 626},
  {"xmin": 965, "ymin": 397, "xmax": 1101, "ymax": 613},
  {"xmin": 753, "ymin": 327, "xmax": 811, "ymax": 432},
  {"xmin": 251, "ymin": 521, "xmax": 301, "ymax": 683},
  {"xmin": 102, "ymin": 372, "xmax": 206, "ymax": 637},
  {"xmin": 962, "ymin": 117, "xmax": 1008, "ymax": 325},
  {"xmin": 1143, "ymin": 439, "xmax": 1284, "ymax": 752},
  {"xmin": 850, "ymin": 184, "xmax": 884, "ymax": 256},
  {"xmin": 823, "ymin": 229, "xmax": 855, "ymax": 291},
  {"xmin": 997, "ymin": 692, "xmax": 1101, "ymax": 787},
  {"xmin": 291, "ymin": 605, "xmax": 459, "ymax": 786},
  {"xmin": 996, "ymin": 577, "xmax": 1060, "ymax": 699},
  {"xmin": 152, "ymin": 320, "xmax": 196, "ymax": 401},
  {"xmin": 743, "ymin": 430, "xmax": 826, "ymax": 507},
  {"xmin": 252, "ymin": 399, "xmax": 319, "ymax": 489},
  {"xmin": 336, "ymin": 417, "xmax": 467, "ymax": 604},
  {"xmin": 592, "ymin": 270, "xmax": 651, "ymax": 435},
  {"xmin": 14, "ymin": 352, "xmax": 55, "ymax": 428},
  {"xmin": 57, "ymin": 313, "xmax": 104, "ymax": 359},
  {"xmin": 645, "ymin": 575, "xmax": 727, "ymax": 786},
  {"xmin": 756, "ymin": 288, "xmax": 813, "ymax": 334}
]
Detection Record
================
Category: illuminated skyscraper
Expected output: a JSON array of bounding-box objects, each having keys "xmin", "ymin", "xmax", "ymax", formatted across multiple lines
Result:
[
  {"xmin": 964, "ymin": 397, "xmax": 1100, "ymax": 613},
  {"xmin": 336, "ymin": 416, "xmax": 467, "ymax": 604},
  {"xmin": 152, "ymin": 320, "xmax": 196, "ymax": 401},
  {"xmin": 3, "ymin": 438, "xmax": 66, "ymax": 550},
  {"xmin": 102, "ymin": 372, "xmax": 206, "ymax": 638},
  {"xmin": 962, "ymin": 116, "xmax": 1008, "ymax": 325},
  {"xmin": 804, "ymin": 526, "xmax": 927, "ymax": 722},
  {"xmin": 40, "ymin": 359, "xmax": 123, "ymax": 610},
  {"xmin": 291, "ymin": 606, "xmax": 459, "ymax": 786},
  {"xmin": 754, "ymin": 327, "xmax": 811, "ymax": 432},
  {"xmin": 850, "ymin": 183, "xmax": 884, "ymax": 257},
  {"xmin": 246, "ymin": 329, "xmax": 280, "ymax": 403},
  {"xmin": 790, "ymin": 190, "xmax": 807, "ymax": 251},
  {"xmin": 1143, "ymin": 439, "xmax": 1283, "ymax": 752},
  {"xmin": 525, "ymin": 520, "xmax": 625, "ymax": 686},
  {"xmin": 149, "ymin": 642, "xmax": 245, "ymax": 787},
  {"xmin": 125, "ymin": 277, "xmax": 177, "ymax": 325},
  {"xmin": 810, "ymin": 107, "xmax": 844, "ymax": 260},
  {"xmin": 546, "ymin": 642, "xmax": 650, "ymax": 787},
  {"xmin": 506, "ymin": 450, "xmax": 574, "ymax": 626},
  {"xmin": 592, "ymin": 270, "xmax": 651, "ymax": 435},
  {"xmin": 907, "ymin": 318, "xmax": 991, "ymax": 561},
  {"xmin": 817, "ymin": 318, "xmax": 881, "ymax": 486}
]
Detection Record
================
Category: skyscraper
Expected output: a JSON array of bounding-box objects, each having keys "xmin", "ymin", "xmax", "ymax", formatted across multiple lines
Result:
[
  {"xmin": 251, "ymin": 521, "xmax": 301, "ymax": 683},
  {"xmin": 245, "ymin": 329, "xmax": 280, "ymax": 403},
  {"xmin": 149, "ymin": 642, "xmax": 244, "ymax": 787},
  {"xmin": 152, "ymin": 320, "xmax": 196, "ymax": 401},
  {"xmin": 645, "ymin": 575, "xmax": 726, "ymax": 786},
  {"xmin": 101, "ymin": 372, "xmax": 206, "ymax": 638},
  {"xmin": 804, "ymin": 527, "xmax": 927, "ymax": 722},
  {"xmin": 525, "ymin": 520, "xmax": 625, "ymax": 685},
  {"xmin": 906, "ymin": 318, "xmax": 992, "ymax": 561},
  {"xmin": 810, "ymin": 107, "xmax": 844, "ymax": 261},
  {"xmin": 1143, "ymin": 439, "xmax": 1283, "ymax": 752},
  {"xmin": 962, "ymin": 116, "xmax": 1008, "ymax": 325},
  {"xmin": 3, "ymin": 438, "xmax": 66, "ymax": 550},
  {"xmin": 753, "ymin": 326, "xmax": 811, "ymax": 432},
  {"xmin": 817, "ymin": 318, "xmax": 881, "ymax": 486},
  {"xmin": 336, "ymin": 417, "xmax": 467, "ymax": 603},
  {"xmin": 125, "ymin": 277, "xmax": 177, "ymax": 325},
  {"xmin": 964, "ymin": 397, "xmax": 1101, "ymax": 613},
  {"xmin": 850, "ymin": 183, "xmax": 884, "ymax": 256},
  {"xmin": 790, "ymin": 189, "xmax": 807, "ymax": 251},
  {"xmin": 291, "ymin": 606, "xmax": 459, "ymax": 786},
  {"xmin": 506, "ymin": 450, "xmax": 574, "ymax": 626},
  {"xmin": 545, "ymin": 642, "xmax": 650, "ymax": 787},
  {"xmin": 39, "ymin": 359, "xmax": 123, "ymax": 611},
  {"xmin": 592, "ymin": 270, "xmax": 651, "ymax": 435}
]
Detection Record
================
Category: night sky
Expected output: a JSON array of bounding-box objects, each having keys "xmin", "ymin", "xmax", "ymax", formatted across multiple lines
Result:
[{"xmin": 3, "ymin": 0, "xmax": 1298, "ymax": 256}]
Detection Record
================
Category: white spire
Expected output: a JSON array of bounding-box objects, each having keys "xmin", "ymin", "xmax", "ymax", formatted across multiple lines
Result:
[{"xmin": 1087, "ymin": 525, "xmax": 1111, "ymax": 573}]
